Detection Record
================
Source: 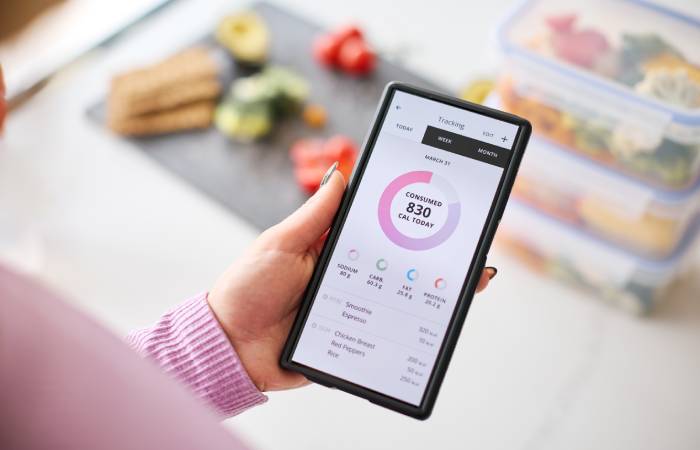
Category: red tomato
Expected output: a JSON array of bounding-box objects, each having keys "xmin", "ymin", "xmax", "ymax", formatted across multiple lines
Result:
[
  {"xmin": 295, "ymin": 166, "xmax": 327, "ymax": 193},
  {"xmin": 338, "ymin": 37, "xmax": 376, "ymax": 75},
  {"xmin": 290, "ymin": 135, "xmax": 358, "ymax": 193},
  {"xmin": 313, "ymin": 34, "xmax": 343, "ymax": 66},
  {"xmin": 312, "ymin": 25, "xmax": 375, "ymax": 74},
  {"xmin": 324, "ymin": 135, "xmax": 358, "ymax": 160},
  {"xmin": 337, "ymin": 158, "xmax": 355, "ymax": 181},
  {"xmin": 335, "ymin": 24, "xmax": 363, "ymax": 43},
  {"xmin": 324, "ymin": 135, "xmax": 358, "ymax": 183},
  {"xmin": 290, "ymin": 138, "xmax": 325, "ymax": 164}
]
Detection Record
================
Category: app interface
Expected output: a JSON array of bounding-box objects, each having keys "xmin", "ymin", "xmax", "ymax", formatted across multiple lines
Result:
[{"xmin": 292, "ymin": 90, "xmax": 519, "ymax": 406}]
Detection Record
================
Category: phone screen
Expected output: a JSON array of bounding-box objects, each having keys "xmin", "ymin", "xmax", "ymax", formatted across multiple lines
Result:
[{"xmin": 290, "ymin": 89, "xmax": 519, "ymax": 406}]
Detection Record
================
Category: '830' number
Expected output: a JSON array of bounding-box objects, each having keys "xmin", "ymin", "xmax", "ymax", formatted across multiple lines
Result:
[{"xmin": 406, "ymin": 202, "xmax": 431, "ymax": 218}]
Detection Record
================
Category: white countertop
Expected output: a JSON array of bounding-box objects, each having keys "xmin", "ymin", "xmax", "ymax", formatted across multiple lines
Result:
[{"xmin": 1, "ymin": 1, "xmax": 699, "ymax": 449}]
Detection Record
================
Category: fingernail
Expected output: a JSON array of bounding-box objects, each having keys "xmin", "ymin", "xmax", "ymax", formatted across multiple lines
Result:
[
  {"xmin": 485, "ymin": 266, "xmax": 498, "ymax": 280},
  {"xmin": 320, "ymin": 161, "xmax": 338, "ymax": 187}
]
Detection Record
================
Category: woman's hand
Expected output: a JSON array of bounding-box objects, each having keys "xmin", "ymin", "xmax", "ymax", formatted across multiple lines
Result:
[{"xmin": 208, "ymin": 166, "xmax": 497, "ymax": 392}]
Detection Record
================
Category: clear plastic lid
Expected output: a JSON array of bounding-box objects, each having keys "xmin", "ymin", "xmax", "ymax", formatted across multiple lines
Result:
[
  {"xmin": 486, "ymin": 92, "xmax": 700, "ymax": 208},
  {"xmin": 499, "ymin": 0, "xmax": 700, "ymax": 123},
  {"xmin": 499, "ymin": 200, "xmax": 698, "ymax": 313},
  {"xmin": 520, "ymin": 135, "xmax": 700, "ymax": 219},
  {"xmin": 502, "ymin": 200, "xmax": 697, "ymax": 276}
]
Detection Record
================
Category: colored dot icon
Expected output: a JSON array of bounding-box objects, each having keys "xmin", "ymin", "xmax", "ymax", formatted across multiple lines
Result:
[
  {"xmin": 434, "ymin": 278, "xmax": 446, "ymax": 290},
  {"xmin": 348, "ymin": 249, "xmax": 359, "ymax": 261},
  {"xmin": 406, "ymin": 269, "xmax": 419, "ymax": 282},
  {"xmin": 376, "ymin": 258, "xmax": 388, "ymax": 271}
]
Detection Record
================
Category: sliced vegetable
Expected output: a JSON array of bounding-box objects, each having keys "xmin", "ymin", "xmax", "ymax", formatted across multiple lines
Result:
[
  {"xmin": 290, "ymin": 135, "xmax": 358, "ymax": 193},
  {"xmin": 302, "ymin": 104, "xmax": 328, "ymax": 128},
  {"xmin": 215, "ymin": 66, "xmax": 309, "ymax": 141},
  {"xmin": 313, "ymin": 24, "xmax": 376, "ymax": 76},
  {"xmin": 216, "ymin": 12, "xmax": 269, "ymax": 65},
  {"xmin": 313, "ymin": 34, "xmax": 344, "ymax": 67},
  {"xmin": 338, "ymin": 37, "xmax": 376, "ymax": 75}
]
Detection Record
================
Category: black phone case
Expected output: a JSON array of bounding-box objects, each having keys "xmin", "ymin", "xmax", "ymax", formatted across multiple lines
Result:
[{"xmin": 280, "ymin": 82, "xmax": 531, "ymax": 419}]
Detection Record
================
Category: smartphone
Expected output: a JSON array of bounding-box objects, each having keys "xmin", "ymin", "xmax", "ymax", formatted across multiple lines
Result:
[{"xmin": 281, "ymin": 82, "xmax": 530, "ymax": 419}]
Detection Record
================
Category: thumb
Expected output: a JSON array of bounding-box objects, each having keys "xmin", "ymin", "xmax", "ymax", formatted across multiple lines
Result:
[{"xmin": 270, "ymin": 166, "xmax": 346, "ymax": 252}]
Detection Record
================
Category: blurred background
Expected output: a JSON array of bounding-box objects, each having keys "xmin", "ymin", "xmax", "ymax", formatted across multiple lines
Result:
[{"xmin": 1, "ymin": 0, "xmax": 699, "ymax": 449}]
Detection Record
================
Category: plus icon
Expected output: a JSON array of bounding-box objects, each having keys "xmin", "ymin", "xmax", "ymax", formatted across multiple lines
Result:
[{"xmin": 501, "ymin": 136, "xmax": 508, "ymax": 143}]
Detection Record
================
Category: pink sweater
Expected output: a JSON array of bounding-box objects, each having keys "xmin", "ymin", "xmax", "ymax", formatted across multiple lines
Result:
[
  {"xmin": 0, "ymin": 265, "xmax": 266, "ymax": 449},
  {"xmin": 126, "ymin": 293, "xmax": 267, "ymax": 417}
]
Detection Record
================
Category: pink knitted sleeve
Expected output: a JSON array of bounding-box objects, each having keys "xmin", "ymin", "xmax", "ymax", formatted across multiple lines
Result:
[{"xmin": 126, "ymin": 293, "xmax": 267, "ymax": 417}]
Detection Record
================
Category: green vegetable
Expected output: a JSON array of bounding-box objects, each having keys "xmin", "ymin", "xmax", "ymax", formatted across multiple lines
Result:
[
  {"xmin": 618, "ymin": 33, "xmax": 683, "ymax": 86},
  {"xmin": 215, "ymin": 102, "xmax": 272, "ymax": 141},
  {"xmin": 621, "ymin": 138, "xmax": 696, "ymax": 186},
  {"xmin": 571, "ymin": 118, "xmax": 611, "ymax": 156},
  {"xmin": 215, "ymin": 66, "xmax": 309, "ymax": 140}
]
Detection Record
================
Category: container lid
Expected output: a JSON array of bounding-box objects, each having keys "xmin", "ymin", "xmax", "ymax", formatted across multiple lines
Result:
[
  {"xmin": 486, "ymin": 93, "xmax": 700, "ymax": 205},
  {"xmin": 502, "ymin": 199, "xmax": 699, "ymax": 273},
  {"xmin": 520, "ymin": 134, "xmax": 700, "ymax": 219},
  {"xmin": 499, "ymin": 0, "xmax": 700, "ymax": 124}
]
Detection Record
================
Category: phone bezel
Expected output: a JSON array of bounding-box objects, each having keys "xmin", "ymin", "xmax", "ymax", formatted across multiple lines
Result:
[{"xmin": 280, "ymin": 81, "xmax": 531, "ymax": 420}]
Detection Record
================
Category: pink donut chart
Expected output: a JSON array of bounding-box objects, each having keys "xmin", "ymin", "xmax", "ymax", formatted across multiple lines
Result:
[{"xmin": 378, "ymin": 170, "xmax": 461, "ymax": 251}]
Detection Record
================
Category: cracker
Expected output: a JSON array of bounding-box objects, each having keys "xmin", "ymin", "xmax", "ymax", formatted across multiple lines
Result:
[
  {"xmin": 108, "ymin": 101, "xmax": 215, "ymax": 136},
  {"xmin": 107, "ymin": 46, "xmax": 221, "ymax": 124},
  {"xmin": 110, "ymin": 47, "xmax": 219, "ymax": 102},
  {"xmin": 109, "ymin": 77, "xmax": 221, "ymax": 119}
]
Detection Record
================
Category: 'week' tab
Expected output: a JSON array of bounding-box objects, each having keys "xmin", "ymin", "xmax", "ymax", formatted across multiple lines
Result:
[{"xmin": 421, "ymin": 126, "xmax": 509, "ymax": 168}]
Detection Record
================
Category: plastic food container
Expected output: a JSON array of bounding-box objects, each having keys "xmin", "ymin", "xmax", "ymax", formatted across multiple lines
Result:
[
  {"xmin": 498, "ymin": 0, "xmax": 700, "ymax": 190},
  {"xmin": 497, "ymin": 201, "xmax": 698, "ymax": 314},
  {"xmin": 513, "ymin": 135, "xmax": 700, "ymax": 258}
]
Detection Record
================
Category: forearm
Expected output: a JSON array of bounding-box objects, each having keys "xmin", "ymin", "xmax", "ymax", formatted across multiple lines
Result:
[{"xmin": 126, "ymin": 293, "xmax": 267, "ymax": 417}]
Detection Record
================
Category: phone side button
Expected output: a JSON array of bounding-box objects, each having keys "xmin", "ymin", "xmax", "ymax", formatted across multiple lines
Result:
[{"xmin": 308, "ymin": 376, "xmax": 336, "ymax": 389}]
